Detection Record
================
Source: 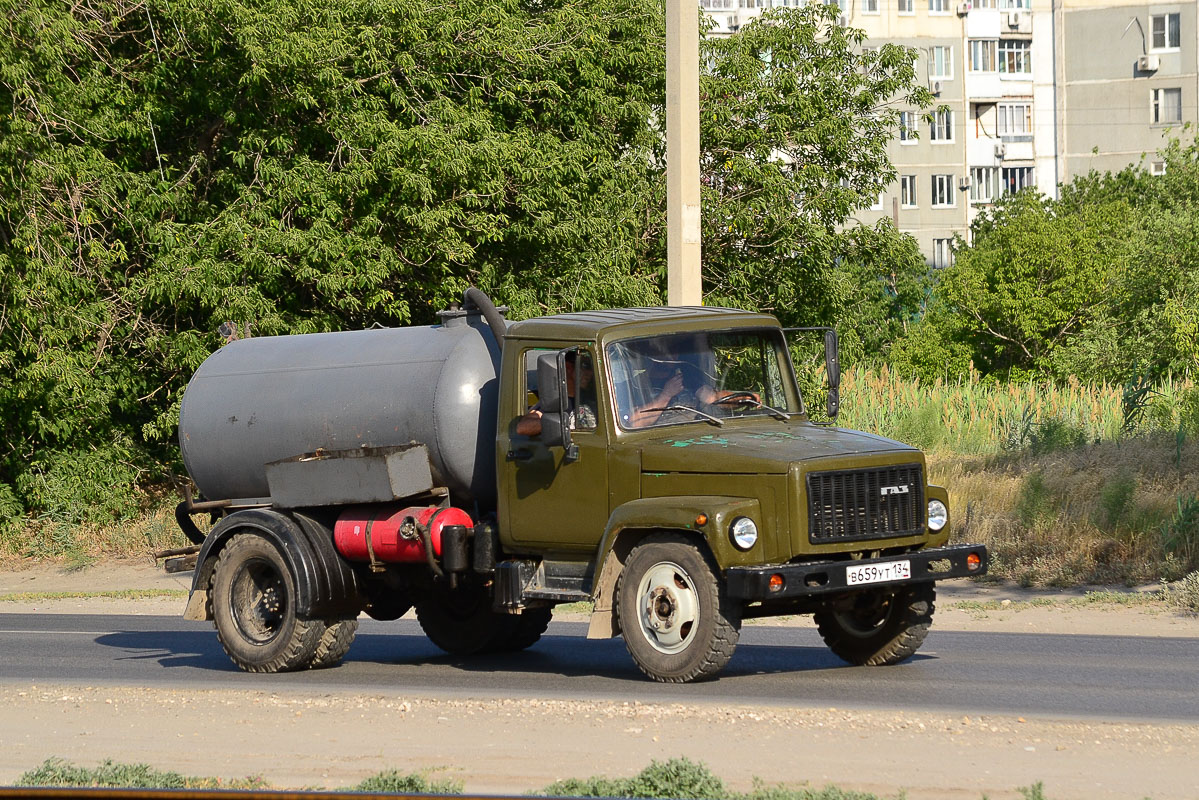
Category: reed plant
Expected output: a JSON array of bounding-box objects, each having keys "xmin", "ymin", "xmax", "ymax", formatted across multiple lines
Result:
[{"xmin": 831, "ymin": 367, "xmax": 1199, "ymax": 585}]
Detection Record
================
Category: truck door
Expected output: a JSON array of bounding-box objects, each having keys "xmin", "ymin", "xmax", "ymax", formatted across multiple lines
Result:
[{"xmin": 501, "ymin": 346, "xmax": 609, "ymax": 552}]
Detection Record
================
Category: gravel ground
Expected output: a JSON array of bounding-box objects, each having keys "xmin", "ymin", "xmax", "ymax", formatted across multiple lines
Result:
[{"xmin": 1, "ymin": 560, "xmax": 1197, "ymax": 799}]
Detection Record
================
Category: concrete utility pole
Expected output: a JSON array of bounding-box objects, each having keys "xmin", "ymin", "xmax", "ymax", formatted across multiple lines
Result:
[{"xmin": 666, "ymin": 0, "xmax": 703, "ymax": 306}]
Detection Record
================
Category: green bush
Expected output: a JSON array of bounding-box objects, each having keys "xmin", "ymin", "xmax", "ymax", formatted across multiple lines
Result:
[
  {"xmin": 18, "ymin": 758, "xmax": 265, "ymax": 790},
  {"xmin": 540, "ymin": 758, "xmax": 727, "ymax": 799},
  {"xmin": 1097, "ymin": 472, "xmax": 1137, "ymax": 530},
  {"xmin": 1161, "ymin": 495, "xmax": 1199, "ymax": 572},
  {"xmin": 1161, "ymin": 570, "xmax": 1199, "ymax": 613},
  {"xmin": 1015, "ymin": 472, "xmax": 1055, "ymax": 529},
  {"xmin": 351, "ymin": 769, "xmax": 462, "ymax": 794}
]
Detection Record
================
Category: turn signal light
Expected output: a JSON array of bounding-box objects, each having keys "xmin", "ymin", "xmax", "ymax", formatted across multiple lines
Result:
[
  {"xmin": 967, "ymin": 552, "xmax": 981, "ymax": 571},
  {"xmin": 769, "ymin": 574, "xmax": 785, "ymax": 593},
  {"xmin": 695, "ymin": 513, "xmax": 708, "ymax": 527}
]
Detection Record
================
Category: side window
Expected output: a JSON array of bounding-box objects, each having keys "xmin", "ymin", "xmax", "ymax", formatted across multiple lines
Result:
[
  {"xmin": 523, "ymin": 348, "xmax": 546, "ymax": 415},
  {"xmin": 520, "ymin": 346, "xmax": 597, "ymax": 433},
  {"xmin": 572, "ymin": 349, "xmax": 598, "ymax": 432}
]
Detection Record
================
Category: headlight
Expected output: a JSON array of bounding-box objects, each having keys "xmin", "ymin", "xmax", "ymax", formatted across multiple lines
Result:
[
  {"xmin": 729, "ymin": 516, "xmax": 758, "ymax": 550},
  {"xmin": 927, "ymin": 499, "xmax": 948, "ymax": 531}
]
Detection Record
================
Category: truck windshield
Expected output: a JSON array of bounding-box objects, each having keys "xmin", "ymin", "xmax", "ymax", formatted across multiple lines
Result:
[{"xmin": 606, "ymin": 329, "xmax": 800, "ymax": 430}]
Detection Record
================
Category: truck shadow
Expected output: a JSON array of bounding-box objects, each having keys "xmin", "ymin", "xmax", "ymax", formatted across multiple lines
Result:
[{"xmin": 94, "ymin": 626, "xmax": 933, "ymax": 682}]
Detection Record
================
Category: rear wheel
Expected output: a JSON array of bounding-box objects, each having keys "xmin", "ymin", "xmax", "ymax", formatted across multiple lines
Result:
[
  {"xmin": 616, "ymin": 534, "xmax": 740, "ymax": 683},
  {"xmin": 814, "ymin": 583, "xmax": 935, "ymax": 666},
  {"xmin": 310, "ymin": 618, "xmax": 359, "ymax": 669},
  {"xmin": 489, "ymin": 607, "xmax": 553, "ymax": 652},
  {"xmin": 416, "ymin": 578, "xmax": 506, "ymax": 656},
  {"xmin": 211, "ymin": 533, "xmax": 323, "ymax": 673}
]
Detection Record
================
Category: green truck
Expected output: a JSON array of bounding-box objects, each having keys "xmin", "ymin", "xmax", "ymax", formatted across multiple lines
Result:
[{"xmin": 174, "ymin": 289, "xmax": 987, "ymax": 682}]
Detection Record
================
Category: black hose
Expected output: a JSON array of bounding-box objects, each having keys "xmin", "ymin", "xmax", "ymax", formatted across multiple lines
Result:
[
  {"xmin": 174, "ymin": 502, "xmax": 207, "ymax": 545},
  {"xmin": 462, "ymin": 287, "xmax": 507, "ymax": 349}
]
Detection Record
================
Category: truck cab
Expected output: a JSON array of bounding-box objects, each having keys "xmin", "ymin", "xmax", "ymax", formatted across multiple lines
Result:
[{"xmin": 491, "ymin": 307, "xmax": 985, "ymax": 682}]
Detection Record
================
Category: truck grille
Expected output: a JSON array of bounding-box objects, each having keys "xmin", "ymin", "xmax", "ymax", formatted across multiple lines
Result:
[{"xmin": 807, "ymin": 463, "xmax": 925, "ymax": 544}]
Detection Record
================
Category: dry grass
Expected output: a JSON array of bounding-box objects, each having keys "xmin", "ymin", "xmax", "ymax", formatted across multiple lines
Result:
[{"xmin": 933, "ymin": 435, "xmax": 1199, "ymax": 585}]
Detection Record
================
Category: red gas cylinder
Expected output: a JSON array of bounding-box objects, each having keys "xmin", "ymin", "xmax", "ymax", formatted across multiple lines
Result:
[{"xmin": 333, "ymin": 505, "xmax": 473, "ymax": 564}]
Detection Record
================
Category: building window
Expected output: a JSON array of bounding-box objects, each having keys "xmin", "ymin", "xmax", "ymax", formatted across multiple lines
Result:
[
  {"xmin": 901, "ymin": 175, "xmax": 918, "ymax": 208},
  {"xmin": 969, "ymin": 167, "xmax": 997, "ymax": 203},
  {"xmin": 998, "ymin": 40, "xmax": 1032, "ymax": 75},
  {"xmin": 998, "ymin": 0, "xmax": 1029, "ymax": 8},
  {"xmin": 1151, "ymin": 161, "xmax": 1167, "ymax": 176},
  {"xmin": 928, "ymin": 0, "xmax": 950, "ymax": 13},
  {"xmin": 929, "ymin": 46, "xmax": 953, "ymax": 79},
  {"xmin": 933, "ymin": 238, "xmax": 954, "ymax": 270},
  {"xmin": 998, "ymin": 102, "xmax": 1033, "ymax": 137},
  {"xmin": 1002, "ymin": 166, "xmax": 1034, "ymax": 194},
  {"xmin": 862, "ymin": 0, "xmax": 880, "ymax": 13},
  {"xmin": 899, "ymin": 111, "xmax": 918, "ymax": 143},
  {"xmin": 931, "ymin": 174, "xmax": 955, "ymax": 207},
  {"xmin": 898, "ymin": 0, "xmax": 914, "ymax": 13},
  {"xmin": 970, "ymin": 40, "xmax": 997, "ymax": 72},
  {"xmin": 974, "ymin": 0, "xmax": 997, "ymax": 8},
  {"xmin": 930, "ymin": 109, "xmax": 954, "ymax": 142},
  {"xmin": 1152, "ymin": 88, "xmax": 1183, "ymax": 124},
  {"xmin": 1150, "ymin": 13, "xmax": 1181, "ymax": 51},
  {"xmin": 870, "ymin": 191, "xmax": 884, "ymax": 211}
]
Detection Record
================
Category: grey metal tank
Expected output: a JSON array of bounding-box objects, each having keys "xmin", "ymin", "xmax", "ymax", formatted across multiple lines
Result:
[{"xmin": 178, "ymin": 311, "xmax": 503, "ymax": 508}]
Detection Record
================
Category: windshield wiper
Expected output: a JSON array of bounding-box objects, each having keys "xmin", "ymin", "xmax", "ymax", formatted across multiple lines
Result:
[
  {"xmin": 711, "ymin": 395, "xmax": 791, "ymax": 421},
  {"xmin": 642, "ymin": 405, "xmax": 725, "ymax": 427}
]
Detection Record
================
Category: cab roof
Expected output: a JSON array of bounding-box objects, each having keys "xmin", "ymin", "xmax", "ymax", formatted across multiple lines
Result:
[{"xmin": 504, "ymin": 306, "xmax": 780, "ymax": 341}]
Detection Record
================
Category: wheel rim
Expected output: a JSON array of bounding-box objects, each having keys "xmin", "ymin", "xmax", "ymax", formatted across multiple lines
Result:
[
  {"xmin": 229, "ymin": 557, "xmax": 287, "ymax": 645},
  {"xmin": 635, "ymin": 560, "xmax": 699, "ymax": 654},
  {"xmin": 832, "ymin": 592, "xmax": 894, "ymax": 638}
]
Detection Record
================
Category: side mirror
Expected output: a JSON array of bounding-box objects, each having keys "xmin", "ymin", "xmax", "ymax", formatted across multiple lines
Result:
[
  {"xmin": 824, "ymin": 329, "xmax": 840, "ymax": 421},
  {"xmin": 536, "ymin": 351, "xmax": 578, "ymax": 460}
]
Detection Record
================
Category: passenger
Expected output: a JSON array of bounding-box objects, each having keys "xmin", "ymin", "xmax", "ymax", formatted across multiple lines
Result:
[{"xmin": 516, "ymin": 352, "xmax": 596, "ymax": 436}]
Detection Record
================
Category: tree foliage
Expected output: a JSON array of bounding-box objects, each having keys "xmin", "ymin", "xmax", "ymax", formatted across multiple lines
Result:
[
  {"xmin": 0, "ymin": 0, "xmax": 926, "ymax": 524},
  {"xmin": 697, "ymin": 5, "xmax": 932, "ymax": 328},
  {"xmin": 901, "ymin": 131, "xmax": 1199, "ymax": 383}
]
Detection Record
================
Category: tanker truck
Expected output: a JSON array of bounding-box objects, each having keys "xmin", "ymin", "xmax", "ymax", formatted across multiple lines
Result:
[{"xmin": 174, "ymin": 288, "xmax": 987, "ymax": 682}]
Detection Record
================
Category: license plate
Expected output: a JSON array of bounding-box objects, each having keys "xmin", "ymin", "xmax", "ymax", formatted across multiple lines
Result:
[{"xmin": 846, "ymin": 559, "xmax": 911, "ymax": 586}]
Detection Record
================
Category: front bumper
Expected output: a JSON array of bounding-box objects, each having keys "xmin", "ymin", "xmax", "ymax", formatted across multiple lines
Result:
[{"xmin": 725, "ymin": 543, "xmax": 988, "ymax": 601}]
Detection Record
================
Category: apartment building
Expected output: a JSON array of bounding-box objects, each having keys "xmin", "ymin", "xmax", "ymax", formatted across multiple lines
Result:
[{"xmin": 699, "ymin": 0, "xmax": 1198, "ymax": 266}]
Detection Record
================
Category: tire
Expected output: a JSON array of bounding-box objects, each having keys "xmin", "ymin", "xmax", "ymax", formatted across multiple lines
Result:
[
  {"xmin": 814, "ymin": 583, "xmax": 936, "ymax": 666},
  {"xmin": 489, "ymin": 606, "xmax": 553, "ymax": 652},
  {"xmin": 415, "ymin": 578, "xmax": 505, "ymax": 656},
  {"xmin": 309, "ymin": 618, "xmax": 359, "ymax": 669},
  {"xmin": 211, "ymin": 533, "xmax": 323, "ymax": 673},
  {"xmin": 615, "ymin": 534, "xmax": 741, "ymax": 683}
]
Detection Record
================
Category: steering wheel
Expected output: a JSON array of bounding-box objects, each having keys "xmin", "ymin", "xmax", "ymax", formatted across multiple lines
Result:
[{"xmin": 711, "ymin": 391, "xmax": 759, "ymax": 406}]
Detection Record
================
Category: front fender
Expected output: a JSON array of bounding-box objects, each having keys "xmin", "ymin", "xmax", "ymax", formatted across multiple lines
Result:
[
  {"xmin": 583, "ymin": 496, "xmax": 761, "ymax": 640},
  {"xmin": 185, "ymin": 508, "xmax": 361, "ymax": 621}
]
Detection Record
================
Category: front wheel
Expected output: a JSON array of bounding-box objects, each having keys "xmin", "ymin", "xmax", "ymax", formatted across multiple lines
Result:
[
  {"xmin": 211, "ymin": 533, "xmax": 323, "ymax": 673},
  {"xmin": 814, "ymin": 583, "xmax": 935, "ymax": 666},
  {"xmin": 616, "ymin": 535, "xmax": 740, "ymax": 683}
]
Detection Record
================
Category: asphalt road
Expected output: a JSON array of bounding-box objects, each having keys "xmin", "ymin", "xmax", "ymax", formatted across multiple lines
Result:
[{"xmin": 1, "ymin": 614, "xmax": 1196, "ymax": 721}]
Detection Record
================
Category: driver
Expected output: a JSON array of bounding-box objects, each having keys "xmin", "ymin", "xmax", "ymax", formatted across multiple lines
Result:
[{"xmin": 626, "ymin": 345, "xmax": 758, "ymax": 428}]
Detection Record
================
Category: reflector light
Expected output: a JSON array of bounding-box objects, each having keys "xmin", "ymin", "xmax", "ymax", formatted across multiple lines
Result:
[
  {"xmin": 769, "ymin": 574, "xmax": 785, "ymax": 592},
  {"xmin": 967, "ymin": 552, "xmax": 981, "ymax": 571}
]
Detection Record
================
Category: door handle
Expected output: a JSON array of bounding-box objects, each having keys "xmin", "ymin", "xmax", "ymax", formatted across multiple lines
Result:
[{"xmin": 506, "ymin": 448, "xmax": 534, "ymax": 462}]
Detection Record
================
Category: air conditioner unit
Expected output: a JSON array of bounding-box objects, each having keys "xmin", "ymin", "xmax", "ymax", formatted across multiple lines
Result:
[
  {"xmin": 994, "ymin": 143, "xmax": 1007, "ymax": 159},
  {"xmin": 1006, "ymin": 12, "xmax": 1020, "ymax": 28},
  {"xmin": 1137, "ymin": 54, "xmax": 1160, "ymax": 72},
  {"xmin": 956, "ymin": 2, "xmax": 970, "ymax": 16},
  {"xmin": 958, "ymin": 176, "xmax": 972, "ymax": 190},
  {"xmin": 931, "ymin": 80, "xmax": 944, "ymax": 95}
]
